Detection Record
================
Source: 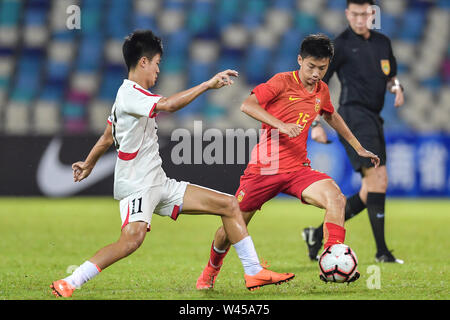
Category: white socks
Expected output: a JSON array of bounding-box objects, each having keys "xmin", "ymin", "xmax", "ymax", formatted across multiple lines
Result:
[
  {"xmin": 64, "ymin": 261, "xmax": 101, "ymax": 289},
  {"xmin": 232, "ymin": 236, "xmax": 263, "ymax": 276}
]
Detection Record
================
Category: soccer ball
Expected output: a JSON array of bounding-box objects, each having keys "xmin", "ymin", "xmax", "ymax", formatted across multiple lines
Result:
[{"xmin": 318, "ymin": 244, "xmax": 359, "ymax": 283}]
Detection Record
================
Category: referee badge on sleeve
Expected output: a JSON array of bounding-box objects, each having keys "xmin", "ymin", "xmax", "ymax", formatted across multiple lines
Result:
[{"xmin": 381, "ymin": 59, "xmax": 390, "ymax": 76}]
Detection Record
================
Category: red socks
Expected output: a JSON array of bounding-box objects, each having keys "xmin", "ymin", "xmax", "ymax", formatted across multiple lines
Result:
[
  {"xmin": 208, "ymin": 241, "xmax": 229, "ymax": 269},
  {"xmin": 324, "ymin": 222, "xmax": 346, "ymax": 249}
]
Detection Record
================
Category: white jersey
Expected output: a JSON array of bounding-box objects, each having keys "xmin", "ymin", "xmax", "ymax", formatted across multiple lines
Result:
[{"xmin": 108, "ymin": 79, "xmax": 167, "ymax": 200}]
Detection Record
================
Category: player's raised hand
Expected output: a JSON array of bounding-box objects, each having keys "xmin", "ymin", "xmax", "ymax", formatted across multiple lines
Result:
[
  {"xmin": 357, "ymin": 148, "xmax": 380, "ymax": 168},
  {"xmin": 72, "ymin": 161, "xmax": 93, "ymax": 182},
  {"xmin": 279, "ymin": 123, "xmax": 302, "ymax": 138},
  {"xmin": 206, "ymin": 69, "xmax": 239, "ymax": 89}
]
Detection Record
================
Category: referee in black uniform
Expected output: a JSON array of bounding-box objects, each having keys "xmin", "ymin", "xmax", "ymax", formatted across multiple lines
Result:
[{"xmin": 303, "ymin": 0, "xmax": 404, "ymax": 263}]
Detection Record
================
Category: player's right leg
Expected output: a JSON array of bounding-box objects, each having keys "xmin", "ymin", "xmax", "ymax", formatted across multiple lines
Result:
[
  {"xmin": 50, "ymin": 221, "xmax": 148, "ymax": 297},
  {"xmin": 181, "ymin": 184, "xmax": 294, "ymax": 290}
]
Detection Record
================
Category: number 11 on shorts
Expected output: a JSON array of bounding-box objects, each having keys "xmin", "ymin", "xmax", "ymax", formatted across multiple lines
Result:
[{"xmin": 130, "ymin": 197, "xmax": 143, "ymax": 215}]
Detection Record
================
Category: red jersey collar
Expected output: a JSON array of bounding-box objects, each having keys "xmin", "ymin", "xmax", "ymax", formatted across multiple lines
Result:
[{"xmin": 293, "ymin": 70, "xmax": 319, "ymax": 95}]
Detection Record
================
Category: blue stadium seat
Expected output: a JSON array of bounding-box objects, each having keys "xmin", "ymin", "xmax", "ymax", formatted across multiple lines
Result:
[
  {"xmin": 0, "ymin": 76, "xmax": 8, "ymax": 90},
  {"xmin": 160, "ymin": 55, "xmax": 185, "ymax": 73},
  {"xmin": 188, "ymin": 61, "xmax": 213, "ymax": 87},
  {"xmin": 62, "ymin": 102, "xmax": 85, "ymax": 118},
  {"xmin": 11, "ymin": 49, "xmax": 43, "ymax": 102},
  {"xmin": 163, "ymin": 0, "xmax": 187, "ymax": 10},
  {"xmin": 81, "ymin": 0, "xmax": 104, "ymax": 9},
  {"xmin": 272, "ymin": 52, "xmax": 298, "ymax": 75},
  {"xmin": 98, "ymin": 65, "xmax": 127, "ymax": 100},
  {"xmin": 215, "ymin": 0, "xmax": 241, "ymax": 30},
  {"xmin": 241, "ymin": 11, "xmax": 264, "ymax": 30},
  {"xmin": 76, "ymin": 35, "xmax": 104, "ymax": 72},
  {"xmin": 245, "ymin": 46, "xmax": 272, "ymax": 84},
  {"xmin": 216, "ymin": 49, "xmax": 242, "ymax": 73},
  {"xmin": 133, "ymin": 14, "xmax": 159, "ymax": 32},
  {"xmin": 398, "ymin": 9, "xmax": 425, "ymax": 42},
  {"xmin": 279, "ymin": 28, "xmax": 305, "ymax": 53},
  {"xmin": 46, "ymin": 61, "xmax": 70, "ymax": 82},
  {"xmin": 106, "ymin": 1, "xmax": 132, "ymax": 39},
  {"xmin": 379, "ymin": 13, "xmax": 399, "ymax": 38},
  {"xmin": 327, "ymin": 0, "xmax": 347, "ymax": 10},
  {"xmin": 245, "ymin": 0, "xmax": 268, "ymax": 14},
  {"xmin": 187, "ymin": 1, "xmax": 215, "ymax": 36},
  {"xmin": 294, "ymin": 12, "xmax": 318, "ymax": 34},
  {"xmin": 273, "ymin": 0, "xmax": 295, "ymax": 10},
  {"xmin": 164, "ymin": 30, "xmax": 191, "ymax": 57},
  {"xmin": 421, "ymin": 77, "xmax": 443, "ymax": 93},
  {"xmin": 0, "ymin": 0, "xmax": 22, "ymax": 26},
  {"xmin": 437, "ymin": 0, "xmax": 450, "ymax": 9},
  {"xmin": 24, "ymin": 6, "xmax": 47, "ymax": 26},
  {"xmin": 40, "ymin": 81, "xmax": 65, "ymax": 101},
  {"xmin": 81, "ymin": 7, "xmax": 103, "ymax": 33}
]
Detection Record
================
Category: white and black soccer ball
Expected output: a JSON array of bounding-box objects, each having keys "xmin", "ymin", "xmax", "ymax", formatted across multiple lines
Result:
[{"xmin": 318, "ymin": 244, "xmax": 359, "ymax": 283}]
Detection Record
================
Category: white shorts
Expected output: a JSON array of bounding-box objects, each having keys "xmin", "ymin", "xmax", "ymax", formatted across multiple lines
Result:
[{"xmin": 119, "ymin": 178, "xmax": 189, "ymax": 231}]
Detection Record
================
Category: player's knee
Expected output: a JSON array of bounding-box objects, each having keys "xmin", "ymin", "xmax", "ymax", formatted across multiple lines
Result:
[
  {"xmin": 335, "ymin": 192, "xmax": 346, "ymax": 212},
  {"xmin": 326, "ymin": 191, "xmax": 346, "ymax": 215},
  {"xmin": 222, "ymin": 196, "xmax": 240, "ymax": 218},
  {"xmin": 121, "ymin": 225, "xmax": 146, "ymax": 254}
]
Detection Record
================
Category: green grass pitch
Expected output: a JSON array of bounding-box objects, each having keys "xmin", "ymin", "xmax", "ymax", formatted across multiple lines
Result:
[{"xmin": 0, "ymin": 197, "xmax": 448, "ymax": 300}]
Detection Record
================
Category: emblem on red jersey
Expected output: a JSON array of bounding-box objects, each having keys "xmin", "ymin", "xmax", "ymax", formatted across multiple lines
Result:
[
  {"xmin": 381, "ymin": 59, "xmax": 390, "ymax": 76},
  {"xmin": 315, "ymin": 98, "xmax": 321, "ymax": 113},
  {"xmin": 237, "ymin": 190, "xmax": 245, "ymax": 203}
]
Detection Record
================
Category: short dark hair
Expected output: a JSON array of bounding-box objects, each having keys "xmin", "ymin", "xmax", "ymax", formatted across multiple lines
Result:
[
  {"xmin": 122, "ymin": 30, "xmax": 163, "ymax": 72},
  {"xmin": 347, "ymin": 0, "xmax": 375, "ymax": 6},
  {"xmin": 300, "ymin": 34, "xmax": 334, "ymax": 60}
]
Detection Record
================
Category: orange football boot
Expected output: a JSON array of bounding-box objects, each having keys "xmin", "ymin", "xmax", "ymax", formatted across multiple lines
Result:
[
  {"xmin": 50, "ymin": 279, "xmax": 75, "ymax": 298},
  {"xmin": 196, "ymin": 265, "xmax": 221, "ymax": 290},
  {"xmin": 244, "ymin": 268, "xmax": 295, "ymax": 291}
]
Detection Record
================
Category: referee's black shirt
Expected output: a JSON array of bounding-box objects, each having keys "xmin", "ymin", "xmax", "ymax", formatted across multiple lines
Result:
[{"xmin": 323, "ymin": 27, "xmax": 397, "ymax": 114}]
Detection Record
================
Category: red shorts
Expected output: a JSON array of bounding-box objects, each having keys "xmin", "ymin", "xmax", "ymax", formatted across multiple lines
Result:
[{"xmin": 234, "ymin": 166, "xmax": 331, "ymax": 212}]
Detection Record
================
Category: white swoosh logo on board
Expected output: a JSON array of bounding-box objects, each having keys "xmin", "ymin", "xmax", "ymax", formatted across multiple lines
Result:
[{"xmin": 37, "ymin": 137, "xmax": 116, "ymax": 197}]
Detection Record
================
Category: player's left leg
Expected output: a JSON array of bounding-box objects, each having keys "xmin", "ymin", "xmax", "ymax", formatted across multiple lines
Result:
[
  {"xmin": 305, "ymin": 188, "xmax": 366, "ymax": 260},
  {"xmin": 300, "ymin": 179, "xmax": 347, "ymax": 249},
  {"xmin": 51, "ymin": 221, "xmax": 148, "ymax": 297}
]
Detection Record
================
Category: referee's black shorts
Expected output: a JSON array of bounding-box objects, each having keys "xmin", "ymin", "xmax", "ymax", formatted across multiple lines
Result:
[{"xmin": 337, "ymin": 106, "xmax": 387, "ymax": 173}]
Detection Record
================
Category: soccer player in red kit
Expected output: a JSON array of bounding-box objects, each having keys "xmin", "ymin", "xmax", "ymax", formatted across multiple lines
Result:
[{"xmin": 196, "ymin": 34, "xmax": 380, "ymax": 290}]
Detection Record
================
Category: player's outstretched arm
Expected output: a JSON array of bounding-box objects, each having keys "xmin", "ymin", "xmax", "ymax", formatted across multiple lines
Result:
[
  {"xmin": 240, "ymin": 94, "xmax": 302, "ymax": 138},
  {"xmin": 72, "ymin": 124, "xmax": 114, "ymax": 182},
  {"xmin": 323, "ymin": 111, "xmax": 380, "ymax": 168},
  {"xmin": 154, "ymin": 69, "xmax": 238, "ymax": 113}
]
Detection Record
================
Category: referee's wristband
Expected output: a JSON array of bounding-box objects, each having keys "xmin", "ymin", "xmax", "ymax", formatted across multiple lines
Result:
[
  {"xmin": 311, "ymin": 120, "xmax": 320, "ymax": 128},
  {"xmin": 392, "ymin": 79, "xmax": 404, "ymax": 92}
]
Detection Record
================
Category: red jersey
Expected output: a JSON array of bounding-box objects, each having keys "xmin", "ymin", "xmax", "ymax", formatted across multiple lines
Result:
[{"xmin": 246, "ymin": 70, "xmax": 335, "ymax": 175}]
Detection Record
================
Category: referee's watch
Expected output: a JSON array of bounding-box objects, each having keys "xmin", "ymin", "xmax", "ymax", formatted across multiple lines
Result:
[{"xmin": 311, "ymin": 120, "xmax": 320, "ymax": 128}]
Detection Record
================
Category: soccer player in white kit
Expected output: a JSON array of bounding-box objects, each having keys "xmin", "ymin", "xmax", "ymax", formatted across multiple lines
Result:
[{"xmin": 50, "ymin": 30, "xmax": 294, "ymax": 297}]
